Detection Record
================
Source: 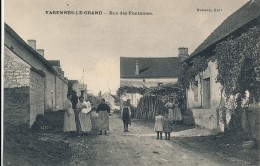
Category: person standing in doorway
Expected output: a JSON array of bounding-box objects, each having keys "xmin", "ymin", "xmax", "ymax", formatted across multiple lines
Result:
[
  {"xmin": 63, "ymin": 94, "xmax": 77, "ymax": 135},
  {"xmin": 173, "ymin": 102, "xmax": 182, "ymax": 124},
  {"xmin": 96, "ymin": 98, "xmax": 110, "ymax": 135},
  {"xmin": 165, "ymin": 98, "xmax": 175, "ymax": 124},
  {"xmin": 122, "ymin": 101, "xmax": 131, "ymax": 132}
]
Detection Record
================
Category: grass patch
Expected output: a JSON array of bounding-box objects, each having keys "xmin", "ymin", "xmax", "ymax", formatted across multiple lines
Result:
[{"xmin": 4, "ymin": 122, "xmax": 72, "ymax": 165}]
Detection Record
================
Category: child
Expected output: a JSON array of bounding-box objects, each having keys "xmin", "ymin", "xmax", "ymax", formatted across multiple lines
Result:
[
  {"xmin": 154, "ymin": 112, "xmax": 164, "ymax": 140},
  {"xmin": 163, "ymin": 113, "xmax": 172, "ymax": 140},
  {"xmin": 122, "ymin": 101, "xmax": 131, "ymax": 132}
]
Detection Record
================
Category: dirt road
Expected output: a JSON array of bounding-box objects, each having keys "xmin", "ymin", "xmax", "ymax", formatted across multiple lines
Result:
[
  {"xmin": 47, "ymin": 114, "xmax": 253, "ymax": 166},
  {"xmin": 4, "ymin": 111, "xmax": 259, "ymax": 166}
]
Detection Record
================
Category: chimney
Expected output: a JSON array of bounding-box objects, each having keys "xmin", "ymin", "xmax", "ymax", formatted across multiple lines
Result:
[
  {"xmin": 27, "ymin": 39, "xmax": 36, "ymax": 50},
  {"xmin": 178, "ymin": 47, "xmax": 189, "ymax": 59},
  {"xmin": 57, "ymin": 67, "xmax": 62, "ymax": 74},
  {"xmin": 135, "ymin": 60, "xmax": 139, "ymax": 75},
  {"xmin": 61, "ymin": 71, "xmax": 64, "ymax": 78},
  {"xmin": 37, "ymin": 49, "xmax": 44, "ymax": 57}
]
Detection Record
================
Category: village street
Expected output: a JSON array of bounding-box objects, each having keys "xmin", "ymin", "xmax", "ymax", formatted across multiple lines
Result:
[{"xmin": 34, "ymin": 112, "xmax": 257, "ymax": 166}]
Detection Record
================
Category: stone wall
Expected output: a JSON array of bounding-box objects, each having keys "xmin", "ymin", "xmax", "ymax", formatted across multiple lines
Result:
[
  {"xmin": 4, "ymin": 46, "xmax": 30, "ymax": 88},
  {"xmin": 5, "ymin": 32, "xmax": 67, "ymax": 111},
  {"xmin": 55, "ymin": 76, "xmax": 68, "ymax": 110},
  {"xmin": 190, "ymin": 109, "xmax": 219, "ymax": 130},
  {"xmin": 29, "ymin": 70, "xmax": 45, "ymax": 126},
  {"xmin": 4, "ymin": 87, "xmax": 30, "ymax": 127},
  {"xmin": 190, "ymin": 107, "xmax": 260, "ymax": 141},
  {"xmin": 4, "ymin": 46, "xmax": 45, "ymax": 127},
  {"xmin": 242, "ymin": 108, "xmax": 260, "ymax": 141},
  {"xmin": 62, "ymin": 80, "xmax": 68, "ymax": 109},
  {"xmin": 187, "ymin": 61, "xmax": 222, "ymax": 110}
]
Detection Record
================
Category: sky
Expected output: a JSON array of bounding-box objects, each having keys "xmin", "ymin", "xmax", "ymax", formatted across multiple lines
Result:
[{"xmin": 3, "ymin": 0, "xmax": 248, "ymax": 95}]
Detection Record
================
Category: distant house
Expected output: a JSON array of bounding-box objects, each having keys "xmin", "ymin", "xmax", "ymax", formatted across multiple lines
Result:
[
  {"xmin": 68, "ymin": 80, "xmax": 87, "ymax": 98},
  {"xmin": 120, "ymin": 47, "xmax": 187, "ymax": 106},
  {"xmin": 185, "ymin": 0, "xmax": 260, "ymax": 137},
  {"xmin": 102, "ymin": 92, "xmax": 120, "ymax": 110},
  {"xmin": 4, "ymin": 23, "xmax": 68, "ymax": 127}
]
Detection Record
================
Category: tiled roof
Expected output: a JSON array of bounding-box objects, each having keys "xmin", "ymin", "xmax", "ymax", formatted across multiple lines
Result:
[
  {"xmin": 190, "ymin": 0, "xmax": 260, "ymax": 58},
  {"xmin": 5, "ymin": 23, "xmax": 56, "ymax": 73},
  {"xmin": 68, "ymin": 80, "xmax": 78, "ymax": 83},
  {"xmin": 120, "ymin": 57, "xmax": 183, "ymax": 78},
  {"xmin": 102, "ymin": 92, "xmax": 118, "ymax": 100},
  {"xmin": 4, "ymin": 23, "xmax": 68, "ymax": 84}
]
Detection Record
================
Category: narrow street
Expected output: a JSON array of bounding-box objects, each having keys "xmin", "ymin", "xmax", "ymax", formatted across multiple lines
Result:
[{"xmin": 39, "ymin": 113, "xmax": 256, "ymax": 166}]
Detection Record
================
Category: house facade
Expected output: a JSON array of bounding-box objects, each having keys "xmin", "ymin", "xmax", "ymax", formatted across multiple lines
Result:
[
  {"xmin": 4, "ymin": 23, "xmax": 68, "ymax": 127},
  {"xmin": 102, "ymin": 92, "xmax": 120, "ymax": 110},
  {"xmin": 185, "ymin": 0, "xmax": 260, "ymax": 139},
  {"xmin": 120, "ymin": 48, "xmax": 187, "ymax": 106}
]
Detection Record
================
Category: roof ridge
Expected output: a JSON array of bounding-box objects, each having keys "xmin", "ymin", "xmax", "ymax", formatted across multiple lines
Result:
[
  {"xmin": 120, "ymin": 56, "xmax": 181, "ymax": 59},
  {"xmin": 189, "ymin": 0, "xmax": 260, "ymax": 58}
]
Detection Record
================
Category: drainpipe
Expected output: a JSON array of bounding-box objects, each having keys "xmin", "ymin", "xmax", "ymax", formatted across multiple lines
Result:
[{"xmin": 199, "ymin": 72, "xmax": 203, "ymax": 108}]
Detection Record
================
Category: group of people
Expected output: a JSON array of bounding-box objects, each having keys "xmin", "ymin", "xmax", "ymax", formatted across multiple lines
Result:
[
  {"xmin": 63, "ymin": 94, "xmax": 182, "ymax": 140},
  {"xmin": 63, "ymin": 93, "xmax": 111, "ymax": 136},
  {"xmin": 154, "ymin": 98, "xmax": 183, "ymax": 140}
]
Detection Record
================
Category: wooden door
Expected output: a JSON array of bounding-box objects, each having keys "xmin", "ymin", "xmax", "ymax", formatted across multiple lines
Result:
[{"xmin": 203, "ymin": 78, "xmax": 211, "ymax": 108}]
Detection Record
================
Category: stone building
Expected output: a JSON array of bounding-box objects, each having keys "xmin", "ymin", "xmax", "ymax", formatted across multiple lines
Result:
[
  {"xmin": 102, "ymin": 92, "xmax": 120, "ymax": 110},
  {"xmin": 68, "ymin": 80, "xmax": 87, "ymax": 98},
  {"xmin": 4, "ymin": 23, "xmax": 68, "ymax": 127},
  {"xmin": 185, "ymin": 0, "xmax": 260, "ymax": 140},
  {"xmin": 119, "ymin": 48, "xmax": 187, "ymax": 106}
]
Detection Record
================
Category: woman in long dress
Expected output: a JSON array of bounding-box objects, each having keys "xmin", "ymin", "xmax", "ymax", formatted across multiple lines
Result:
[
  {"xmin": 173, "ymin": 102, "xmax": 182, "ymax": 124},
  {"xmin": 75, "ymin": 96, "xmax": 84, "ymax": 135},
  {"xmin": 90, "ymin": 108, "xmax": 99, "ymax": 130},
  {"xmin": 79, "ymin": 99, "xmax": 92, "ymax": 134},
  {"xmin": 97, "ymin": 98, "xmax": 110, "ymax": 135},
  {"xmin": 63, "ymin": 94, "xmax": 77, "ymax": 134},
  {"xmin": 165, "ymin": 98, "xmax": 175, "ymax": 124}
]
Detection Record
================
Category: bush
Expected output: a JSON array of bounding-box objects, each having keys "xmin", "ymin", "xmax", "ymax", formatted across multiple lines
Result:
[{"xmin": 31, "ymin": 114, "xmax": 52, "ymax": 131}]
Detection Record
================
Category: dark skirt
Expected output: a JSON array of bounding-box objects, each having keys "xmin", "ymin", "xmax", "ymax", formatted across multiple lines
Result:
[
  {"xmin": 163, "ymin": 119, "xmax": 172, "ymax": 133},
  {"xmin": 123, "ymin": 118, "xmax": 131, "ymax": 125}
]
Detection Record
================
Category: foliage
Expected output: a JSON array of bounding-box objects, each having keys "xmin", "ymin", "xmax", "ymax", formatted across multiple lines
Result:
[
  {"xmin": 213, "ymin": 25, "xmax": 260, "ymax": 101},
  {"xmin": 144, "ymin": 83, "xmax": 186, "ymax": 111},
  {"xmin": 116, "ymin": 86, "xmax": 146, "ymax": 97},
  {"xmin": 87, "ymin": 93, "xmax": 101, "ymax": 108},
  {"xmin": 135, "ymin": 96, "xmax": 166, "ymax": 119},
  {"xmin": 145, "ymin": 83, "xmax": 183, "ymax": 96},
  {"xmin": 4, "ymin": 123, "xmax": 71, "ymax": 165},
  {"xmin": 178, "ymin": 56, "xmax": 208, "ymax": 89},
  {"xmin": 31, "ymin": 114, "xmax": 52, "ymax": 130},
  {"xmin": 116, "ymin": 83, "xmax": 187, "ymax": 119},
  {"xmin": 178, "ymin": 25, "xmax": 260, "ymax": 101}
]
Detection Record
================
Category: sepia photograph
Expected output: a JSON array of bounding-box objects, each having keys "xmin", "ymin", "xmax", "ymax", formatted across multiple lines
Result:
[{"xmin": 2, "ymin": 0, "xmax": 260, "ymax": 165}]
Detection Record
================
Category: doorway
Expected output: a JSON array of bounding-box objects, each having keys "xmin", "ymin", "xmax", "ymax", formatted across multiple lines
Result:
[{"xmin": 202, "ymin": 77, "xmax": 211, "ymax": 108}]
